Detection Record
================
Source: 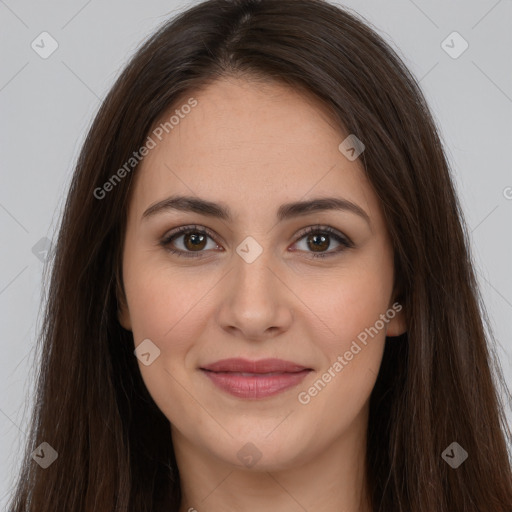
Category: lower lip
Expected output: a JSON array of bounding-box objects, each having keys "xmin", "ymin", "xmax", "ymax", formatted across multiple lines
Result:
[{"xmin": 201, "ymin": 369, "xmax": 311, "ymax": 399}]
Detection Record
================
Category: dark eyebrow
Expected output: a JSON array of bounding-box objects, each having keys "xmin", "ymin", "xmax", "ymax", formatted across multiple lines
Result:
[{"xmin": 142, "ymin": 194, "xmax": 371, "ymax": 225}]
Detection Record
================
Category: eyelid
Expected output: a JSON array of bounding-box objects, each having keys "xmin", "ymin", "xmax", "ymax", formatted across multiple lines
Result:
[
  {"xmin": 160, "ymin": 224, "xmax": 222, "ymax": 247},
  {"xmin": 294, "ymin": 225, "xmax": 353, "ymax": 246},
  {"xmin": 159, "ymin": 224, "xmax": 353, "ymax": 258}
]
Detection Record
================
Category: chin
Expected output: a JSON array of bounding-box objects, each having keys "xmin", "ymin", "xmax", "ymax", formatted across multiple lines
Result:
[{"xmin": 207, "ymin": 432, "xmax": 312, "ymax": 472}]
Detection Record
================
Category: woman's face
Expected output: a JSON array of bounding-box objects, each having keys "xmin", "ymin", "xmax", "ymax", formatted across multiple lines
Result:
[{"xmin": 118, "ymin": 76, "xmax": 405, "ymax": 471}]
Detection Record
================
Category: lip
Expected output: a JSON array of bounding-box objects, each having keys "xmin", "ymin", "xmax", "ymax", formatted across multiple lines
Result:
[{"xmin": 200, "ymin": 358, "xmax": 313, "ymax": 399}]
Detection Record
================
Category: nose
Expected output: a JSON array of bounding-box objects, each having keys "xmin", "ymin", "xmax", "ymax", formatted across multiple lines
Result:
[{"xmin": 215, "ymin": 246, "xmax": 293, "ymax": 342}]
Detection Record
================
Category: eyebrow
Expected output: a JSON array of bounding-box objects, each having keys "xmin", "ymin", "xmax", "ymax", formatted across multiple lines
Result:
[{"xmin": 142, "ymin": 194, "xmax": 371, "ymax": 225}]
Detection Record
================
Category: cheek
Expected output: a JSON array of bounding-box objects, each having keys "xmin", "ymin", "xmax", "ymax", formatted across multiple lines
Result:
[
  {"xmin": 295, "ymin": 256, "xmax": 394, "ymax": 350},
  {"xmin": 292, "ymin": 251, "xmax": 392, "ymax": 407},
  {"xmin": 124, "ymin": 261, "xmax": 210, "ymax": 343},
  {"xmin": 124, "ymin": 268, "xmax": 211, "ymax": 424}
]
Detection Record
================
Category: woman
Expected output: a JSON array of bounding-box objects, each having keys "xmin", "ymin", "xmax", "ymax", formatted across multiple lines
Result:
[{"xmin": 9, "ymin": 0, "xmax": 512, "ymax": 510}]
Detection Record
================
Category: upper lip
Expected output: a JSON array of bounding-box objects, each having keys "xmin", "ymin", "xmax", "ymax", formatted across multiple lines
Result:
[{"xmin": 200, "ymin": 358, "xmax": 311, "ymax": 373}]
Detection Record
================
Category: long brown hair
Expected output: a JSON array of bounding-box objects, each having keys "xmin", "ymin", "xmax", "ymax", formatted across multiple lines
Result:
[{"xmin": 8, "ymin": 0, "xmax": 512, "ymax": 510}]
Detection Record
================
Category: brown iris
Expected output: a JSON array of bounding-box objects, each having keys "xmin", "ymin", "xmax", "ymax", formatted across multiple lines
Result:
[
  {"xmin": 183, "ymin": 232, "xmax": 207, "ymax": 251},
  {"xmin": 307, "ymin": 233, "xmax": 329, "ymax": 252}
]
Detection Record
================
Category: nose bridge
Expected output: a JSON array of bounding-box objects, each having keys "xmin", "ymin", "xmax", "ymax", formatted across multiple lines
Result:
[
  {"xmin": 216, "ymin": 234, "xmax": 292, "ymax": 338},
  {"xmin": 232, "ymin": 234, "xmax": 276, "ymax": 302}
]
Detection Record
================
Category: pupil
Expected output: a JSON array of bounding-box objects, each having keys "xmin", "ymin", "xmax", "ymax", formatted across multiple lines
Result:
[
  {"xmin": 309, "ymin": 234, "xmax": 328, "ymax": 251},
  {"xmin": 186, "ymin": 233, "xmax": 206, "ymax": 250},
  {"xmin": 183, "ymin": 232, "xmax": 330, "ymax": 253}
]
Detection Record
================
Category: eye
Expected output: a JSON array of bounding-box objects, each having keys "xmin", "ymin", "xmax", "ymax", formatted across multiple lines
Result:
[
  {"xmin": 291, "ymin": 225, "xmax": 353, "ymax": 259},
  {"xmin": 159, "ymin": 224, "xmax": 353, "ymax": 259},
  {"xmin": 160, "ymin": 225, "xmax": 221, "ymax": 258}
]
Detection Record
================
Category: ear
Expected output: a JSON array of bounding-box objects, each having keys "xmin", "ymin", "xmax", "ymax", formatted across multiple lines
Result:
[
  {"xmin": 118, "ymin": 300, "xmax": 132, "ymax": 331},
  {"xmin": 385, "ymin": 300, "xmax": 406, "ymax": 337},
  {"xmin": 116, "ymin": 270, "xmax": 132, "ymax": 331},
  {"xmin": 386, "ymin": 280, "xmax": 406, "ymax": 337}
]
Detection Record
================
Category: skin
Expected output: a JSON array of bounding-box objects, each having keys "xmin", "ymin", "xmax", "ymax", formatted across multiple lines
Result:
[{"xmin": 118, "ymin": 76, "xmax": 406, "ymax": 512}]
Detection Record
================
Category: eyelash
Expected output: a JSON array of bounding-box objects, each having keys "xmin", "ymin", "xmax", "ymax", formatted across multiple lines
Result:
[{"xmin": 159, "ymin": 224, "xmax": 353, "ymax": 259}]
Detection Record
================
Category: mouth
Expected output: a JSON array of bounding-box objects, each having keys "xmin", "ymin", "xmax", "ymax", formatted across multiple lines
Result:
[{"xmin": 199, "ymin": 358, "xmax": 313, "ymax": 399}]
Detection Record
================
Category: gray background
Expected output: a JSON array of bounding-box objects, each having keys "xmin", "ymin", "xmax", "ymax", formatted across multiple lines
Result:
[{"xmin": 1, "ymin": 0, "xmax": 511, "ymax": 506}]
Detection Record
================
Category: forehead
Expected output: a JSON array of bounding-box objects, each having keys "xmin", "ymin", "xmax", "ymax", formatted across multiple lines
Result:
[{"xmin": 128, "ymin": 77, "xmax": 377, "ymax": 224}]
